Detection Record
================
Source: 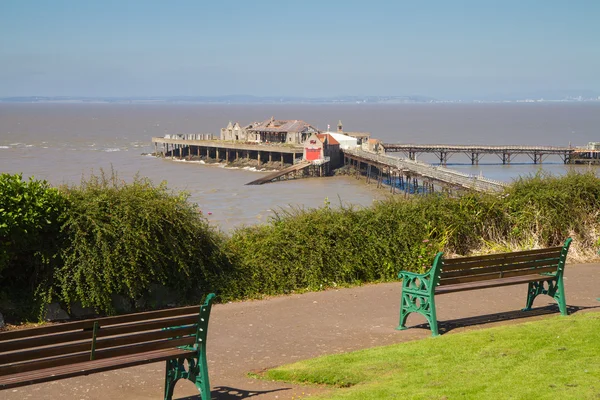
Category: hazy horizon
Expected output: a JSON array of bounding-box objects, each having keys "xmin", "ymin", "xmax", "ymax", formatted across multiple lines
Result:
[{"xmin": 2, "ymin": 1, "xmax": 599, "ymax": 99}]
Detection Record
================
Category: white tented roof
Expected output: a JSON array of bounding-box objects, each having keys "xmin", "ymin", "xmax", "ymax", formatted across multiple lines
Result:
[{"xmin": 327, "ymin": 132, "xmax": 358, "ymax": 150}]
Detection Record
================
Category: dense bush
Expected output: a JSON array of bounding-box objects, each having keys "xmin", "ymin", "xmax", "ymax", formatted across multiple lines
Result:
[
  {"xmin": 56, "ymin": 171, "xmax": 228, "ymax": 314},
  {"xmin": 221, "ymin": 171, "xmax": 600, "ymax": 300},
  {"xmin": 2, "ymin": 169, "xmax": 600, "ymax": 321},
  {"xmin": 0, "ymin": 173, "xmax": 67, "ymax": 306},
  {"xmin": 501, "ymin": 171, "xmax": 600, "ymax": 248}
]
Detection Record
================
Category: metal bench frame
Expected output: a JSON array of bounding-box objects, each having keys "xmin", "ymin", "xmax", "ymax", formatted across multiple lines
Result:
[
  {"xmin": 397, "ymin": 239, "xmax": 571, "ymax": 336},
  {"xmin": 0, "ymin": 293, "xmax": 216, "ymax": 400}
]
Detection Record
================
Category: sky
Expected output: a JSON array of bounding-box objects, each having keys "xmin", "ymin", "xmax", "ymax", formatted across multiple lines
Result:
[{"xmin": 1, "ymin": 0, "xmax": 599, "ymax": 99}]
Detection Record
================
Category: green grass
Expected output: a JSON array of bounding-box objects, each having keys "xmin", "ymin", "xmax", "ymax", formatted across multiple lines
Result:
[{"xmin": 265, "ymin": 312, "xmax": 600, "ymax": 399}]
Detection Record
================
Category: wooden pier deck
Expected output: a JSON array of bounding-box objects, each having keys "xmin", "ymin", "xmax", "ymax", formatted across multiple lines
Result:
[
  {"xmin": 382, "ymin": 143, "xmax": 574, "ymax": 165},
  {"xmin": 246, "ymin": 161, "xmax": 312, "ymax": 185},
  {"xmin": 343, "ymin": 149, "xmax": 508, "ymax": 193},
  {"xmin": 151, "ymin": 137, "xmax": 303, "ymax": 166}
]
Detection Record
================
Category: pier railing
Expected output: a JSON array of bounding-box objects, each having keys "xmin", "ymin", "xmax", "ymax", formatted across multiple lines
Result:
[
  {"xmin": 382, "ymin": 143, "xmax": 574, "ymax": 165},
  {"xmin": 343, "ymin": 149, "xmax": 508, "ymax": 192}
]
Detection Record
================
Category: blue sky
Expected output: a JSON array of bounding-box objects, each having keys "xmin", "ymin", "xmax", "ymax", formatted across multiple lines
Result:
[{"xmin": 1, "ymin": 0, "xmax": 599, "ymax": 99}]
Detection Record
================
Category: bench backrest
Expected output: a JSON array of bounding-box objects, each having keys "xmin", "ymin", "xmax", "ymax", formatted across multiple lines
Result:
[
  {"xmin": 436, "ymin": 238, "xmax": 571, "ymax": 287},
  {"xmin": 0, "ymin": 293, "xmax": 215, "ymax": 377}
]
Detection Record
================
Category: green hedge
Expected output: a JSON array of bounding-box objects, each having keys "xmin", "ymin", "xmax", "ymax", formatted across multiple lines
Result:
[
  {"xmin": 56, "ymin": 171, "xmax": 229, "ymax": 314},
  {"xmin": 0, "ymin": 173, "xmax": 67, "ymax": 316},
  {"xmin": 1, "ymin": 170, "xmax": 599, "ymax": 321},
  {"xmin": 220, "ymin": 171, "xmax": 600, "ymax": 300}
]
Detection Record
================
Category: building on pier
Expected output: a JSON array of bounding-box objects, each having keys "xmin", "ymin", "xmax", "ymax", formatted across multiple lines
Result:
[
  {"xmin": 220, "ymin": 117, "xmax": 319, "ymax": 145},
  {"xmin": 336, "ymin": 120, "xmax": 371, "ymax": 145}
]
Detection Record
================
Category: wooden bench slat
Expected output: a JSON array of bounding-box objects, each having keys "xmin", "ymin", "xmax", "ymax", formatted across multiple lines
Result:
[
  {"xmin": 0, "ymin": 352, "xmax": 90, "ymax": 377},
  {"xmin": 441, "ymin": 251, "xmax": 562, "ymax": 271},
  {"xmin": 93, "ymin": 335, "xmax": 196, "ymax": 360},
  {"xmin": 95, "ymin": 325, "xmax": 197, "ymax": 352},
  {"xmin": 441, "ymin": 246, "xmax": 563, "ymax": 267},
  {"xmin": 440, "ymin": 266, "xmax": 558, "ymax": 286},
  {"xmin": 0, "ymin": 348, "xmax": 196, "ymax": 390},
  {"xmin": 0, "ymin": 314, "xmax": 198, "ymax": 353},
  {"xmin": 0, "ymin": 293, "xmax": 216, "ymax": 399},
  {"xmin": 0, "ymin": 325, "xmax": 197, "ymax": 365},
  {"xmin": 0, "ymin": 305, "xmax": 201, "ymax": 341},
  {"xmin": 0, "ymin": 335, "xmax": 196, "ymax": 377},
  {"xmin": 440, "ymin": 258, "xmax": 560, "ymax": 279},
  {"xmin": 436, "ymin": 274, "xmax": 556, "ymax": 294}
]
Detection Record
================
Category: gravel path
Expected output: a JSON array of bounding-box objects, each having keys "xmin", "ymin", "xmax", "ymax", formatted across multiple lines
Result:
[{"xmin": 4, "ymin": 263, "xmax": 599, "ymax": 400}]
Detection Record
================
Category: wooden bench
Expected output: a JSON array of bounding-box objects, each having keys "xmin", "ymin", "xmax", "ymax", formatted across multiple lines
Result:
[
  {"xmin": 0, "ymin": 293, "xmax": 215, "ymax": 400},
  {"xmin": 397, "ymin": 239, "xmax": 571, "ymax": 336}
]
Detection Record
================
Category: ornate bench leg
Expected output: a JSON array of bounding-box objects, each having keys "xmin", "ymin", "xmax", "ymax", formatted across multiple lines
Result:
[
  {"xmin": 427, "ymin": 298, "xmax": 439, "ymax": 337},
  {"xmin": 523, "ymin": 280, "xmax": 568, "ymax": 316},
  {"xmin": 396, "ymin": 295, "xmax": 410, "ymax": 331},
  {"xmin": 396, "ymin": 292, "xmax": 439, "ymax": 336},
  {"xmin": 194, "ymin": 352, "xmax": 211, "ymax": 400},
  {"xmin": 554, "ymin": 277, "xmax": 568, "ymax": 316},
  {"xmin": 522, "ymin": 282, "xmax": 539, "ymax": 311},
  {"xmin": 164, "ymin": 359, "xmax": 181, "ymax": 400}
]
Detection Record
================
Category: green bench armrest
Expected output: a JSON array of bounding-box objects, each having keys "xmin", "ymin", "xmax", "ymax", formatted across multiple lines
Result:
[{"xmin": 397, "ymin": 252, "xmax": 444, "ymax": 294}]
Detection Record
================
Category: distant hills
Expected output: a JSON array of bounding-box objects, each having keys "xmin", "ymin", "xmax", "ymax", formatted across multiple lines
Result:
[
  {"xmin": 0, "ymin": 95, "xmax": 437, "ymax": 104},
  {"xmin": 0, "ymin": 93, "xmax": 598, "ymax": 104}
]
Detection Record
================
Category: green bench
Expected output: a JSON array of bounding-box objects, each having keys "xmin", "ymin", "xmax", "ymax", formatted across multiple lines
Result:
[
  {"xmin": 0, "ymin": 293, "xmax": 216, "ymax": 400},
  {"xmin": 397, "ymin": 238, "xmax": 571, "ymax": 336}
]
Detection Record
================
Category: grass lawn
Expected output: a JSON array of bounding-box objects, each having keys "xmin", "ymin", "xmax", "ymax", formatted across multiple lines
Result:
[{"xmin": 264, "ymin": 312, "xmax": 600, "ymax": 399}]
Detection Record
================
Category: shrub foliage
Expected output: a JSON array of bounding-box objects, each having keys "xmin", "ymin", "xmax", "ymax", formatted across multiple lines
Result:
[
  {"xmin": 0, "ymin": 173, "xmax": 66, "ymax": 299},
  {"xmin": 56, "ymin": 171, "xmax": 226, "ymax": 314},
  {"xmin": 2, "ymin": 169, "xmax": 600, "ymax": 321}
]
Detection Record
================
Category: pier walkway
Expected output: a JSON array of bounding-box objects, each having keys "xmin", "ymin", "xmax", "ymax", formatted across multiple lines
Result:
[
  {"xmin": 246, "ymin": 161, "xmax": 311, "ymax": 185},
  {"xmin": 382, "ymin": 143, "xmax": 574, "ymax": 165},
  {"xmin": 343, "ymin": 149, "xmax": 508, "ymax": 192}
]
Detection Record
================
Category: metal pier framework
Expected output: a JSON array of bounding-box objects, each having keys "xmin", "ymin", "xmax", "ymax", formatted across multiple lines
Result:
[
  {"xmin": 382, "ymin": 144, "xmax": 574, "ymax": 165},
  {"xmin": 343, "ymin": 149, "xmax": 508, "ymax": 193}
]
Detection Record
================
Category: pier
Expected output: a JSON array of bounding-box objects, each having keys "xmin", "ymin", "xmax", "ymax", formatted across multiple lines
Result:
[
  {"xmin": 343, "ymin": 149, "xmax": 508, "ymax": 193},
  {"xmin": 382, "ymin": 144, "xmax": 574, "ymax": 165},
  {"xmin": 152, "ymin": 137, "xmax": 303, "ymax": 166}
]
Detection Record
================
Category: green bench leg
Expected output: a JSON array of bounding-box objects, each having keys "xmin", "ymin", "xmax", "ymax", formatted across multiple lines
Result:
[
  {"xmin": 523, "ymin": 279, "xmax": 567, "ymax": 316},
  {"xmin": 164, "ymin": 356, "xmax": 210, "ymax": 400},
  {"xmin": 554, "ymin": 277, "xmax": 568, "ymax": 316},
  {"xmin": 164, "ymin": 359, "xmax": 181, "ymax": 400},
  {"xmin": 194, "ymin": 351, "xmax": 211, "ymax": 400},
  {"xmin": 397, "ymin": 293, "xmax": 439, "ymax": 337},
  {"xmin": 522, "ymin": 282, "xmax": 538, "ymax": 311}
]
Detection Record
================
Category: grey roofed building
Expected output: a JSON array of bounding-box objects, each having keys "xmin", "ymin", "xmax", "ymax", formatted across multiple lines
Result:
[{"xmin": 221, "ymin": 117, "xmax": 319, "ymax": 145}]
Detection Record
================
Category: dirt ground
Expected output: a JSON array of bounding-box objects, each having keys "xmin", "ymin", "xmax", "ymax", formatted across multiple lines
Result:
[{"xmin": 4, "ymin": 263, "xmax": 599, "ymax": 400}]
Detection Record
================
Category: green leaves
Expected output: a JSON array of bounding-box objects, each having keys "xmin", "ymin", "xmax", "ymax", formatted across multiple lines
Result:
[
  {"xmin": 3, "ymin": 169, "xmax": 600, "ymax": 322},
  {"xmin": 56, "ymin": 169, "xmax": 226, "ymax": 314}
]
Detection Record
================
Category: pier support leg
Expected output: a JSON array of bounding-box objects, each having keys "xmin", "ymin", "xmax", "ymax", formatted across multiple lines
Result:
[{"xmin": 257, "ymin": 151, "xmax": 261, "ymax": 166}]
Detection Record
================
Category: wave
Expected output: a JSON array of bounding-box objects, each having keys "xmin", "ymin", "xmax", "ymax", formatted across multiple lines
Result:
[
  {"xmin": 0, "ymin": 146, "xmax": 9, "ymax": 149},
  {"xmin": 103, "ymin": 148, "xmax": 122, "ymax": 152}
]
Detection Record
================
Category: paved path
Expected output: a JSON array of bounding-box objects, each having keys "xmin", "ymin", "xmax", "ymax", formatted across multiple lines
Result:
[{"xmin": 5, "ymin": 263, "xmax": 599, "ymax": 400}]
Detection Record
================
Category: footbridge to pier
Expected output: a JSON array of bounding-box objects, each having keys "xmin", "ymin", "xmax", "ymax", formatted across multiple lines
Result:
[
  {"xmin": 382, "ymin": 144, "xmax": 574, "ymax": 165},
  {"xmin": 343, "ymin": 149, "xmax": 508, "ymax": 193}
]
